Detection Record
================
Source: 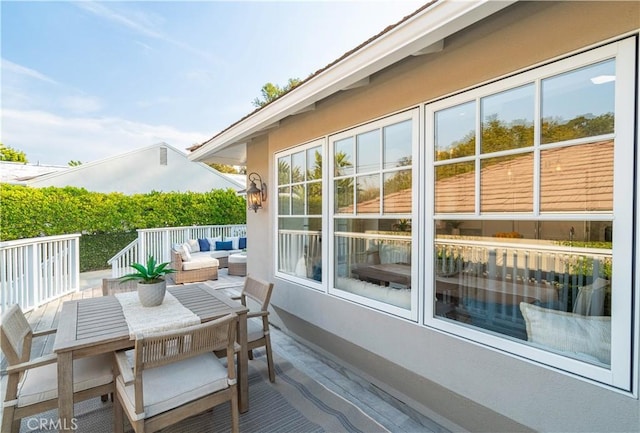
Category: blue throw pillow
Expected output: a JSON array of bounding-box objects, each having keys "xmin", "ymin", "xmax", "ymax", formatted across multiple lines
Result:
[
  {"xmin": 197, "ymin": 238, "xmax": 210, "ymax": 251},
  {"xmin": 215, "ymin": 241, "xmax": 233, "ymax": 251},
  {"xmin": 239, "ymin": 237, "xmax": 247, "ymax": 249}
]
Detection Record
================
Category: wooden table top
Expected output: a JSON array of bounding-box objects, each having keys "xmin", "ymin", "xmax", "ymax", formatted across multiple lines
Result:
[{"xmin": 54, "ymin": 283, "xmax": 247, "ymax": 353}]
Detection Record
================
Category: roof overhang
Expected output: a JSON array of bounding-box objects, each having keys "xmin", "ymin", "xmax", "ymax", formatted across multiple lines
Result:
[{"xmin": 189, "ymin": 0, "xmax": 516, "ymax": 165}]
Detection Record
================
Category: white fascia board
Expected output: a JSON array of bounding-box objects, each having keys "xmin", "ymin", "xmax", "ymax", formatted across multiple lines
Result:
[{"xmin": 189, "ymin": 0, "xmax": 515, "ymax": 163}]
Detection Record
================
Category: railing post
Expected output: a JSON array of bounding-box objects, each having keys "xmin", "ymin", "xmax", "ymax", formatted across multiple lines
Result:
[
  {"xmin": 28, "ymin": 242, "xmax": 38, "ymax": 309},
  {"xmin": 138, "ymin": 229, "xmax": 146, "ymax": 263},
  {"xmin": 163, "ymin": 230, "xmax": 171, "ymax": 263},
  {"xmin": 72, "ymin": 236, "xmax": 80, "ymax": 292}
]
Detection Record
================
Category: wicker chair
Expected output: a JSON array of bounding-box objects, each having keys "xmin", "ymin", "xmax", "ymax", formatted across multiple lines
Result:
[
  {"xmin": 113, "ymin": 314, "xmax": 239, "ymax": 433},
  {"xmin": 234, "ymin": 276, "xmax": 276, "ymax": 382},
  {"xmin": 1, "ymin": 304, "xmax": 114, "ymax": 433}
]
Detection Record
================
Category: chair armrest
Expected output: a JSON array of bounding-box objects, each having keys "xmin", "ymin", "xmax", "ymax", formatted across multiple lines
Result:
[
  {"xmin": 114, "ymin": 350, "xmax": 135, "ymax": 385},
  {"xmin": 6, "ymin": 353, "xmax": 57, "ymax": 374},
  {"xmin": 32, "ymin": 327, "xmax": 57, "ymax": 337},
  {"xmin": 247, "ymin": 311, "xmax": 268, "ymax": 319}
]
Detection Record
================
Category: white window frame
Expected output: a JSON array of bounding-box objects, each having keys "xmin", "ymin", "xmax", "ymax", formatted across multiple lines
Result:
[
  {"xmin": 273, "ymin": 138, "xmax": 327, "ymax": 290},
  {"xmin": 328, "ymin": 109, "xmax": 420, "ymax": 320},
  {"xmin": 424, "ymin": 38, "xmax": 636, "ymax": 390}
]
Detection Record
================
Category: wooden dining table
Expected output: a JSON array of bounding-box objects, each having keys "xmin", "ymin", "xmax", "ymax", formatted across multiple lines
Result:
[{"xmin": 53, "ymin": 283, "xmax": 249, "ymax": 430}]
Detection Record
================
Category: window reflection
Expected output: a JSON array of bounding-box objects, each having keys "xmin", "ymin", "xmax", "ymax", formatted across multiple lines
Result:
[
  {"xmin": 306, "ymin": 146, "xmax": 322, "ymax": 180},
  {"xmin": 278, "ymin": 156, "xmax": 290, "ymax": 185},
  {"xmin": 541, "ymin": 59, "xmax": 615, "ymax": 144},
  {"xmin": 434, "ymin": 218, "xmax": 612, "ymax": 366},
  {"xmin": 481, "ymin": 84, "xmax": 535, "ymax": 154},
  {"xmin": 334, "ymin": 218, "xmax": 411, "ymax": 309},
  {"xmin": 335, "ymin": 137, "xmax": 354, "ymax": 176},
  {"xmin": 435, "ymin": 101, "xmax": 475, "ymax": 161},
  {"xmin": 291, "ymin": 151, "xmax": 305, "ymax": 183},
  {"xmin": 435, "ymin": 161, "xmax": 474, "ymax": 213},
  {"xmin": 384, "ymin": 170, "xmax": 412, "ymax": 214},
  {"xmin": 384, "ymin": 120, "xmax": 412, "ymax": 168},
  {"xmin": 356, "ymin": 174, "xmax": 380, "ymax": 214},
  {"xmin": 278, "ymin": 217, "xmax": 322, "ymax": 282},
  {"xmin": 481, "ymin": 153, "xmax": 533, "ymax": 213},
  {"xmin": 541, "ymin": 141, "xmax": 613, "ymax": 212},
  {"xmin": 357, "ymin": 130, "xmax": 380, "ymax": 173}
]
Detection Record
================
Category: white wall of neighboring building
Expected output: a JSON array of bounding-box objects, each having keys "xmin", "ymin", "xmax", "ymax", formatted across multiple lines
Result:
[{"xmin": 26, "ymin": 143, "xmax": 244, "ymax": 194}]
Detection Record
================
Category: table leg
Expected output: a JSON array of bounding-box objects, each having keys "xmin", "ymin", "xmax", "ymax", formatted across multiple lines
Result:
[
  {"xmin": 57, "ymin": 352, "xmax": 74, "ymax": 431},
  {"xmin": 237, "ymin": 312, "xmax": 249, "ymax": 413}
]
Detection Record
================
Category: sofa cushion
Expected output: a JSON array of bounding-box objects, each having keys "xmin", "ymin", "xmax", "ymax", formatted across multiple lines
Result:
[
  {"xmin": 215, "ymin": 241, "xmax": 233, "ymax": 251},
  {"xmin": 239, "ymin": 237, "xmax": 247, "ymax": 249},
  {"xmin": 520, "ymin": 302, "xmax": 611, "ymax": 364},
  {"xmin": 207, "ymin": 236, "xmax": 222, "ymax": 249},
  {"xmin": 182, "ymin": 257, "xmax": 219, "ymax": 271},
  {"xmin": 176, "ymin": 245, "xmax": 191, "ymax": 262},
  {"xmin": 226, "ymin": 236, "xmax": 240, "ymax": 250},
  {"xmin": 187, "ymin": 239, "xmax": 200, "ymax": 253},
  {"xmin": 197, "ymin": 238, "xmax": 210, "ymax": 252}
]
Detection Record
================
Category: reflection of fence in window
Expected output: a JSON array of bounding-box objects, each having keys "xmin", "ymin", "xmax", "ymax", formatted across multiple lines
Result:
[
  {"xmin": 335, "ymin": 232, "xmax": 411, "ymax": 278},
  {"xmin": 278, "ymin": 230, "xmax": 322, "ymax": 279},
  {"xmin": 435, "ymin": 238, "xmax": 611, "ymax": 313}
]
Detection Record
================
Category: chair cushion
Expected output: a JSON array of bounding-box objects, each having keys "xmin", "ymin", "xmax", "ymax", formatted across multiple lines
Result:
[
  {"xmin": 247, "ymin": 317, "xmax": 265, "ymax": 343},
  {"xmin": 17, "ymin": 353, "xmax": 113, "ymax": 407},
  {"xmin": 117, "ymin": 353, "xmax": 228, "ymax": 418}
]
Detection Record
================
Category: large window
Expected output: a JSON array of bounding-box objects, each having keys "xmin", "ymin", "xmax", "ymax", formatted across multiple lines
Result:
[
  {"xmin": 275, "ymin": 140, "xmax": 324, "ymax": 284},
  {"xmin": 426, "ymin": 39, "xmax": 635, "ymax": 389},
  {"xmin": 330, "ymin": 110, "xmax": 418, "ymax": 319}
]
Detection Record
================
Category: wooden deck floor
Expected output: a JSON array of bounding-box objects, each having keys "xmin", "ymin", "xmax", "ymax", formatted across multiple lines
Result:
[{"xmin": 1, "ymin": 268, "xmax": 451, "ymax": 433}]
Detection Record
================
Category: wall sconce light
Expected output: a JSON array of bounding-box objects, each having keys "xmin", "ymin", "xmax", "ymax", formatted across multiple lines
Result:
[{"xmin": 246, "ymin": 172, "xmax": 267, "ymax": 213}]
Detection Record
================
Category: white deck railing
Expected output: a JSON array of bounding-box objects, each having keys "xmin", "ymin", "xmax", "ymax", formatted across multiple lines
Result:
[
  {"xmin": 1, "ymin": 234, "xmax": 81, "ymax": 313},
  {"xmin": 108, "ymin": 225, "xmax": 247, "ymax": 277}
]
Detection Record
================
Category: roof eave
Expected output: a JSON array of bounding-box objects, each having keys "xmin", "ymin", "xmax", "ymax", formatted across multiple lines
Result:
[{"xmin": 189, "ymin": 0, "xmax": 516, "ymax": 164}]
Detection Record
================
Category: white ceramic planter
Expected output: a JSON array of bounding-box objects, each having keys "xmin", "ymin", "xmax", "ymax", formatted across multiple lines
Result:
[{"xmin": 137, "ymin": 280, "xmax": 167, "ymax": 307}]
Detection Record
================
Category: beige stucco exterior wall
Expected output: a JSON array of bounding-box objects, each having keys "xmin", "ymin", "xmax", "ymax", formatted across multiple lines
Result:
[{"xmin": 246, "ymin": 2, "xmax": 640, "ymax": 431}]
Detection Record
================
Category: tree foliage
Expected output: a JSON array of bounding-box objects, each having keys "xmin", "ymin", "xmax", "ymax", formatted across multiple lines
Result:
[
  {"xmin": 252, "ymin": 78, "xmax": 302, "ymax": 107},
  {"xmin": 0, "ymin": 143, "xmax": 28, "ymax": 163},
  {"xmin": 0, "ymin": 185, "xmax": 246, "ymax": 241},
  {"xmin": 68, "ymin": 160, "xmax": 82, "ymax": 166}
]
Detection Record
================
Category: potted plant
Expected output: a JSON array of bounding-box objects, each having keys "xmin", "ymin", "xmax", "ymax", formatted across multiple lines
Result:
[{"xmin": 119, "ymin": 255, "xmax": 176, "ymax": 307}]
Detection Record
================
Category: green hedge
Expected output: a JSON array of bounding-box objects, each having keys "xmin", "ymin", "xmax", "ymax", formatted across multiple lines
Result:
[{"xmin": 0, "ymin": 185, "xmax": 246, "ymax": 241}]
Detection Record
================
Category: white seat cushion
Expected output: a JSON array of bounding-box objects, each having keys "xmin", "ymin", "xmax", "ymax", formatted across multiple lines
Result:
[
  {"xmin": 247, "ymin": 317, "xmax": 265, "ymax": 343},
  {"xmin": 17, "ymin": 353, "xmax": 113, "ymax": 407},
  {"xmin": 117, "ymin": 353, "xmax": 228, "ymax": 418},
  {"xmin": 182, "ymin": 257, "xmax": 219, "ymax": 271}
]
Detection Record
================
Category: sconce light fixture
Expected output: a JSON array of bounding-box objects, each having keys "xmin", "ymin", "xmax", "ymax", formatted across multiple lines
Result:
[{"xmin": 246, "ymin": 172, "xmax": 267, "ymax": 213}]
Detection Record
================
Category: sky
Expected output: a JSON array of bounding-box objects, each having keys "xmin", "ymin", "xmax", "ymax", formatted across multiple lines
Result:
[{"xmin": 1, "ymin": 0, "xmax": 425, "ymax": 166}]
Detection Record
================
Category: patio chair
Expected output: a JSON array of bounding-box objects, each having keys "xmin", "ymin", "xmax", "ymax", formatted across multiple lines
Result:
[
  {"xmin": 113, "ymin": 313, "xmax": 239, "ymax": 433},
  {"xmin": 102, "ymin": 277, "xmax": 138, "ymax": 296},
  {"xmin": 235, "ymin": 276, "xmax": 276, "ymax": 382},
  {"xmin": 0, "ymin": 304, "xmax": 114, "ymax": 433}
]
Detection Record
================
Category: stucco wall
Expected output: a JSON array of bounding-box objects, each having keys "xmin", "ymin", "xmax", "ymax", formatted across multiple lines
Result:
[{"xmin": 248, "ymin": 2, "xmax": 640, "ymax": 431}]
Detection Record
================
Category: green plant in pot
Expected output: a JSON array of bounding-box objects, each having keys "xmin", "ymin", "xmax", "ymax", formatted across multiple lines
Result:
[{"xmin": 120, "ymin": 255, "xmax": 176, "ymax": 307}]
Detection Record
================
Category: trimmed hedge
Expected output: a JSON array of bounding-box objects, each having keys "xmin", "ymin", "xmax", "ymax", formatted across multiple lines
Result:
[
  {"xmin": 1, "ymin": 184, "xmax": 247, "ymax": 271},
  {"xmin": 0, "ymin": 184, "xmax": 247, "ymax": 240}
]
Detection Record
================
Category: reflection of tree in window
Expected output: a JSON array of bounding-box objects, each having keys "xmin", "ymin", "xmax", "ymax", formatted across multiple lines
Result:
[{"xmin": 541, "ymin": 113, "xmax": 614, "ymax": 144}]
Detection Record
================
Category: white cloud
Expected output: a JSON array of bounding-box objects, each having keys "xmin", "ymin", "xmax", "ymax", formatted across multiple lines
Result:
[
  {"xmin": 60, "ymin": 96, "xmax": 103, "ymax": 114},
  {"xmin": 2, "ymin": 109, "xmax": 208, "ymax": 165},
  {"xmin": 1, "ymin": 58, "xmax": 58, "ymax": 85}
]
